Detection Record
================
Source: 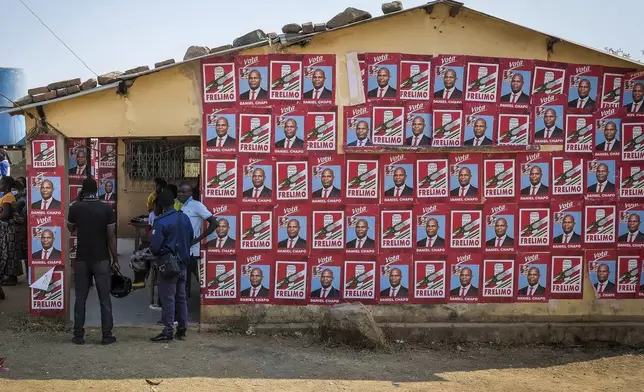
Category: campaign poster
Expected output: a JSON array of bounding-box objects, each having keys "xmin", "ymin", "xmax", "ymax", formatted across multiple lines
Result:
[
  {"xmin": 365, "ymin": 53, "xmax": 400, "ymax": 102},
  {"xmin": 345, "ymin": 204, "xmax": 378, "ymax": 255},
  {"xmin": 532, "ymin": 61, "xmax": 566, "ymax": 96},
  {"xmin": 600, "ymin": 68, "xmax": 629, "ymax": 109},
  {"xmin": 358, "ymin": 54, "xmax": 367, "ymax": 92},
  {"xmin": 413, "ymin": 257, "xmax": 447, "ymax": 303},
  {"xmin": 447, "ymin": 253, "xmax": 482, "ymax": 303},
  {"xmin": 343, "ymin": 258, "xmax": 377, "ymax": 303},
  {"xmin": 551, "ymin": 200, "xmax": 583, "ymax": 250},
  {"xmin": 465, "ymin": 58, "xmax": 500, "ymax": 103},
  {"xmin": 551, "ymin": 155, "xmax": 584, "ymax": 197},
  {"xmin": 463, "ymin": 102, "xmax": 496, "ymax": 146},
  {"xmin": 621, "ymin": 70, "xmax": 644, "ymax": 115},
  {"xmin": 202, "ymin": 58, "xmax": 237, "ymax": 103},
  {"xmin": 432, "ymin": 54, "xmax": 467, "ymax": 105},
  {"xmin": 617, "ymin": 203, "xmax": 644, "ymax": 248},
  {"xmin": 236, "ymin": 55, "xmax": 269, "ymax": 106},
  {"xmin": 593, "ymin": 107, "xmax": 622, "ymax": 157},
  {"xmin": 204, "ymin": 158, "xmax": 237, "ymax": 200},
  {"xmin": 450, "ymin": 208, "xmax": 482, "ymax": 249},
  {"xmin": 532, "ymin": 94, "xmax": 566, "ymax": 146},
  {"xmin": 30, "ymin": 266, "xmax": 64, "ymax": 312},
  {"xmin": 448, "ymin": 153, "xmax": 482, "ymax": 203},
  {"xmin": 380, "ymin": 208, "xmax": 413, "ymax": 250},
  {"xmin": 29, "ymin": 172, "xmax": 63, "ymax": 216},
  {"xmin": 586, "ymin": 158, "xmax": 618, "ymax": 200},
  {"xmin": 203, "ymin": 258, "xmax": 237, "ymax": 304},
  {"xmin": 275, "ymin": 160, "xmax": 308, "ymax": 201},
  {"xmin": 239, "ymin": 210, "xmax": 273, "ymax": 251},
  {"xmin": 496, "ymin": 110, "xmax": 530, "ymax": 146},
  {"xmin": 310, "ymin": 155, "xmax": 344, "ymax": 204},
  {"xmin": 587, "ymin": 249, "xmax": 617, "ymax": 299},
  {"xmin": 97, "ymin": 140, "xmax": 116, "ymax": 170},
  {"xmin": 584, "ymin": 204, "xmax": 617, "ymax": 245},
  {"xmin": 621, "ymin": 120, "xmax": 644, "ymax": 161},
  {"xmin": 431, "ymin": 107, "xmax": 463, "ymax": 147},
  {"xmin": 238, "ymin": 252, "xmax": 272, "ymax": 304},
  {"xmin": 239, "ymin": 156, "xmax": 274, "ymax": 204},
  {"xmin": 566, "ymin": 64, "xmax": 601, "ymax": 112},
  {"xmin": 372, "ymin": 105, "xmax": 405, "ymax": 146},
  {"xmin": 564, "ymin": 114, "xmax": 594, "ymax": 153},
  {"xmin": 483, "ymin": 156, "xmax": 516, "ymax": 200},
  {"xmin": 518, "ymin": 151, "xmax": 551, "ymax": 202},
  {"xmin": 550, "ymin": 254, "xmax": 583, "ymax": 299},
  {"xmin": 518, "ymin": 207, "xmax": 550, "ymax": 249},
  {"xmin": 617, "ymin": 254, "xmax": 640, "ymax": 298},
  {"xmin": 67, "ymin": 139, "xmax": 92, "ymax": 180},
  {"xmin": 305, "ymin": 106, "xmax": 337, "ymax": 152},
  {"xmin": 204, "ymin": 203, "xmax": 238, "ymax": 255},
  {"xmin": 274, "ymin": 258, "xmax": 308, "ymax": 304},
  {"xmin": 345, "ymin": 158, "xmax": 379, "ymax": 202},
  {"xmin": 416, "ymin": 158, "xmax": 449, "ymax": 200},
  {"xmin": 31, "ymin": 137, "xmax": 57, "ymax": 169},
  {"xmin": 309, "ymin": 253, "xmax": 343, "ymax": 305},
  {"xmin": 414, "ymin": 203, "xmax": 449, "ymax": 254},
  {"xmin": 312, "ymin": 209, "xmax": 345, "ymax": 250},
  {"xmin": 30, "ymin": 222, "xmax": 64, "ymax": 265},
  {"xmin": 404, "ymin": 101, "xmax": 432, "ymax": 146},
  {"xmin": 481, "ymin": 258, "xmax": 515, "ymax": 303},
  {"xmin": 275, "ymin": 204, "xmax": 309, "ymax": 255},
  {"xmin": 274, "ymin": 104, "xmax": 306, "ymax": 155},
  {"xmin": 98, "ymin": 172, "xmax": 117, "ymax": 205},
  {"xmin": 69, "ymin": 184, "xmax": 82, "ymax": 202},
  {"xmin": 268, "ymin": 54, "xmax": 302, "ymax": 102},
  {"xmin": 620, "ymin": 163, "xmax": 644, "ymax": 199},
  {"xmin": 483, "ymin": 203, "xmax": 517, "ymax": 253},
  {"xmin": 515, "ymin": 252, "xmax": 549, "ymax": 303},
  {"xmin": 238, "ymin": 107, "xmax": 272, "ymax": 154},
  {"xmin": 499, "ymin": 58, "xmax": 533, "ymax": 108},
  {"xmin": 381, "ymin": 153, "xmax": 414, "ymax": 204},
  {"xmin": 378, "ymin": 253, "xmax": 412, "ymax": 304},
  {"xmin": 203, "ymin": 106, "xmax": 237, "ymax": 154},
  {"xmin": 302, "ymin": 54, "xmax": 335, "ymax": 105},
  {"xmin": 344, "ymin": 104, "xmax": 376, "ymax": 150},
  {"xmin": 399, "ymin": 54, "xmax": 431, "ymax": 101}
]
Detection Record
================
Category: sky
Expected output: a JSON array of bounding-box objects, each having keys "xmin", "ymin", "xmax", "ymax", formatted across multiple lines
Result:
[{"xmin": 1, "ymin": 0, "xmax": 642, "ymax": 91}]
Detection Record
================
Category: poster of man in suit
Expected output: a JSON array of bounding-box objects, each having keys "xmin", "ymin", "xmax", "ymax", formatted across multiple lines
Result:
[
  {"xmin": 516, "ymin": 252, "xmax": 549, "ymax": 302},
  {"xmin": 31, "ymin": 227, "xmax": 62, "ymax": 261},
  {"xmin": 310, "ymin": 265, "xmax": 341, "ymax": 304},
  {"xmin": 204, "ymin": 109, "xmax": 237, "ymax": 153},
  {"xmin": 236, "ymin": 55, "xmax": 269, "ymax": 105},
  {"xmin": 586, "ymin": 159, "xmax": 617, "ymax": 199},
  {"xmin": 415, "ymin": 203, "xmax": 448, "ymax": 254},
  {"xmin": 310, "ymin": 155, "xmax": 343, "ymax": 204},
  {"xmin": 276, "ymin": 207, "xmax": 308, "ymax": 255},
  {"xmin": 366, "ymin": 53, "xmax": 399, "ymax": 101},
  {"xmin": 240, "ymin": 157, "xmax": 273, "ymax": 204},
  {"xmin": 618, "ymin": 209, "xmax": 644, "ymax": 247},
  {"xmin": 205, "ymin": 204, "xmax": 237, "ymax": 255},
  {"xmin": 533, "ymin": 95, "xmax": 566, "ymax": 145},
  {"xmin": 240, "ymin": 264, "xmax": 271, "ymax": 301},
  {"xmin": 68, "ymin": 144, "xmax": 92, "ymax": 177},
  {"xmin": 587, "ymin": 251, "xmax": 617, "ymax": 299},
  {"xmin": 433, "ymin": 54, "xmax": 466, "ymax": 103},
  {"xmin": 274, "ymin": 111, "xmax": 306, "ymax": 155},
  {"xmin": 302, "ymin": 54, "xmax": 335, "ymax": 104},
  {"xmin": 463, "ymin": 103, "xmax": 495, "ymax": 146},
  {"xmin": 499, "ymin": 58, "xmax": 533, "ymax": 107},
  {"xmin": 448, "ymin": 253, "xmax": 481, "ymax": 303},
  {"xmin": 518, "ymin": 152, "xmax": 550, "ymax": 202},
  {"xmin": 449, "ymin": 154, "xmax": 481, "ymax": 203},
  {"xmin": 345, "ymin": 205, "xmax": 378, "ymax": 254},
  {"xmin": 567, "ymin": 64, "xmax": 600, "ymax": 112},
  {"xmin": 551, "ymin": 202, "xmax": 583, "ymax": 250},
  {"xmin": 382, "ymin": 157, "xmax": 414, "ymax": 203},
  {"xmin": 593, "ymin": 109, "xmax": 621, "ymax": 156},
  {"xmin": 30, "ymin": 176, "xmax": 63, "ymax": 212},
  {"xmin": 404, "ymin": 102, "xmax": 432, "ymax": 146},
  {"xmin": 379, "ymin": 254, "xmax": 411, "ymax": 303},
  {"xmin": 484, "ymin": 203, "xmax": 516, "ymax": 252},
  {"xmin": 622, "ymin": 71, "xmax": 644, "ymax": 113}
]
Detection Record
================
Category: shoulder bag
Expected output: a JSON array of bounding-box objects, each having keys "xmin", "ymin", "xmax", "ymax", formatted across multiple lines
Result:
[{"xmin": 157, "ymin": 211, "xmax": 183, "ymax": 279}]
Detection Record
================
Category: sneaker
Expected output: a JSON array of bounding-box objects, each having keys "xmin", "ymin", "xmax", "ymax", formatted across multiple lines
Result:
[
  {"xmin": 72, "ymin": 336, "xmax": 85, "ymax": 345},
  {"xmin": 149, "ymin": 304, "xmax": 162, "ymax": 311},
  {"xmin": 175, "ymin": 329, "xmax": 186, "ymax": 340},
  {"xmin": 150, "ymin": 333, "xmax": 173, "ymax": 342},
  {"xmin": 101, "ymin": 336, "xmax": 117, "ymax": 345}
]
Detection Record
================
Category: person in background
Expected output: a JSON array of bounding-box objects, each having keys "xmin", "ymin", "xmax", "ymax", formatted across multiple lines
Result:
[
  {"xmin": 166, "ymin": 184, "xmax": 182, "ymax": 211},
  {"xmin": 1, "ymin": 177, "xmax": 26, "ymax": 287},
  {"xmin": 147, "ymin": 178, "xmax": 167, "ymax": 212},
  {"xmin": 192, "ymin": 175, "xmax": 201, "ymax": 202},
  {"xmin": 0, "ymin": 150, "xmax": 10, "ymax": 178},
  {"xmin": 0, "ymin": 176, "xmax": 16, "ymax": 298}
]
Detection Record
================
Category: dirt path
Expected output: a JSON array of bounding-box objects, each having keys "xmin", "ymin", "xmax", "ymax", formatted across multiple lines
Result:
[{"xmin": 0, "ymin": 325, "xmax": 642, "ymax": 392}]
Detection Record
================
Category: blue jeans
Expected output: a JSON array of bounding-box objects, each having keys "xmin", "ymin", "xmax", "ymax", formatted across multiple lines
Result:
[{"xmin": 157, "ymin": 267, "xmax": 188, "ymax": 336}]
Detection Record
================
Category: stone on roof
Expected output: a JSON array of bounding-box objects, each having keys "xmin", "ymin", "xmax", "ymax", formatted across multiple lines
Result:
[
  {"xmin": 282, "ymin": 23, "xmax": 302, "ymax": 34},
  {"xmin": 326, "ymin": 7, "xmax": 372, "ymax": 29},
  {"xmin": 13, "ymin": 95, "xmax": 33, "ymax": 107},
  {"xmin": 124, "ymin": 65, "xmax": 150, "ymax": 75},
  {"xmin": 47, "ymin": 78, "xmax": 81, "ymax": 91},
  {"xmin": 314, "ymin": 23, "xmax": 326, "ymax": 32},
  {"xmin": 67, "ymin": 85, "xmax": 81, "ymax": 95},
  {"xmin": 301, "ymin": 22, "xmax": 314, "ymax": 34},
  {"xmin": 98, "ymin": 71, "xmax": 124, "ymax": 85},
  {"xmin": 382, "ymin": 1, "xmax": 403, "ymax": 14},
  {"xmin": 80, "ymin": 78, "xmax": 98, "ymax": 91},
  {"xmin": 210, "ymin": 44, "xmax": 233, "ymax": 54},
  {"xmin": 27, "ymin": 86, "xmax": 49, "ymax": 95},
  {"xmin": 32, "ymin": 91, "xmax": 57, "ymax": 103},
  {"xmin": 232, "ymin": 29, "xmax": 267, "ymax": 48},
  {"xmin": 154, "ymin": 59, "xmax": 176, "ymax": 68},
  {"xmin": 184, "ymin": 46, "xmax": 210, "ymax": 61}
]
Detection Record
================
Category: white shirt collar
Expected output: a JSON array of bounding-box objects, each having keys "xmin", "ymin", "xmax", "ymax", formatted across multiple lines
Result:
[
  {"xmin": 460, "ymin": 184, "xmax": 471, "ymax": 193},
  {"xmin": 218, "ymin": 135, "xmax": 228, "ymax": 141},
  {"xmin": 378, "ymin": 85, "xmax": 389, "ymax": 94},
  {"xmin": 357, "ymin": 138, "xmax": 370, "ymax": 146},
  {"xmin": 495, "ymin": 235, "xmax": 506, "ymax": 243},
  {"xmin": 460, "ymin": 284, "xmax": 471, "ymax": 294},
  {"xmin": 217, "ymin": 235, "xmax": 229, "ymax": 243},
  {"xmin": 531, "ymin": 183, "xmax": 541, "ymax": 191},
  {"xmin": 426, "ymin": 235, "xmax": 436, "ymax": 246},
  {"xmin": 253, "ymin": 185, "xmax": 265, "ymax": 193}
]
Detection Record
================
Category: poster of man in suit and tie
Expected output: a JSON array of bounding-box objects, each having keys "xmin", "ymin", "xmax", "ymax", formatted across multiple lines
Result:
[
  {"xmin": 499, "ymin": 58, "xmax": 533, "ymax": 107},
  {"xmin": 382, "ymin": 155, "xmax": 414, "ymax": 203},
  {"xmin": 239, "ymin": 255, "xmax": 271, "ymax": 303},
  {"xmin": 276, "ymin": 205, "xmax": 309, "ymax": 255},
  {"xmin": 309, "ymin": 254, "xmax": 342, "ymax": 305},
  {"xmin": 274, "ymin": 109, "xmax": 306, "ymax": 155},
  {"xmin": 484, "ymin": 203, "xmax": 516, "ymax": 253},
  {"xmin": 551, "ymin": 201, "xmax": 583, "ymax": 250},
  {"xmin": 587, "ymin": 250, "xmax": 617, "ymax": 299},
  {"xmin": 30, "ymin": 175, "xmax": 63, "ymax": 213},
  {"xmin": 448, "ymin": 253, "xmax": 481, "ymax": 303},
  {"xmin": 448, "ymin": 154, "xmax": 481, "ymax": 203},
  {"xmin": 31, "ymin": 226, "xmax": 63, "ymax": 261},
  {"xmin": 344, "ymin": 104, "xmax": 374, "ymax": 149},
  {"xmin": 310, "ymin": 155, "xmax": 343, "ymax": 204},
  {"xmin": 67, "ymin": 143, "xmax": 93, "ymax": 178},
  {"xmin": 404, "ymin": 102, "xmax": 432, "ymax": 146},
  {"xmin": 98, "ymin": 178, "xmax": 117, "ymax": 203},
  {"xmin": 432, "ymin": 54, "xmax": 466, "ymax": 104},
  {"xmin": 518, "ymin": 151, "xmax": 551, "ymax": 202},
  {"xmin": 378, "ymin": 254, "xmax": 411, "ymax": 304},
  {"xmin": 240, "ymin": 157, "xmax": 273, "ymax": 204},
  {"xmin": 414, "ymin": 203, "xmax": 448, "ymax": 254},
  {"xmin": 567, "ymin": 64, "xmax": 600, "ymax": 112},
  {"xmin": 236, "ymin": 55, "xmax": 269, "ymax": 105},
  {"xmin": 622, "ymin": 70, "xmax": 644, "ymax": 114},
  {"xmin": 365, "ymin": 52, "xmax": 399, "ymax": 101},
  {"xmin": 345, "ymin": 204, "xmax": 378, "ymax": 255},
  {"xmin": 204, "ymin": 108, "xmax": 237, "ymax": 153},
  {"xmin": 593, "ymin": 108, "xmax": 621, "ymax": 157},
  {"xmin": 618, "ymin": 207, "xmax": 644, "ymax": 248},
  {"xmin": 586, "ymin": 159, "xmax": 617, "ymax": 199},
  {"xmin": 515, "ymin": 252, "xmax": 549, "ymax": 303},
  {"xmin": 533, "ymin": 95, "xmax": 566, "ymax": 145},
  {"xmin": 463, "ymin": 103, "xmax": 495, "ymax": 146},
  {"xmin": 302, "ymin": 54, "xmax": 335, "ymax": 104},
  {"xmin": 205, "ymin": 204, "xmax": 237, "ymax": 255}
]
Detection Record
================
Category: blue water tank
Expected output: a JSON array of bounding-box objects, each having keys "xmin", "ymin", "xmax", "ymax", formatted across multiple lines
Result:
[{"xmin": 0, "ymin": 67, "xmax": 26, "ymax": 146}]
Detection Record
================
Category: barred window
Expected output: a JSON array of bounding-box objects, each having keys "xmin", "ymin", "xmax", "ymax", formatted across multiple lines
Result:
[{"xmin": 124, "ymin": 139, "xmax": 200, "ymax": 184}]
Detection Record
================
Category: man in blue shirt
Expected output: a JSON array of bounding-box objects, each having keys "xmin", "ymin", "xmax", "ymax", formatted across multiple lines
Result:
[{"xmin": 149, "ymin": 191, "xmax": 193, "ymax": 341}]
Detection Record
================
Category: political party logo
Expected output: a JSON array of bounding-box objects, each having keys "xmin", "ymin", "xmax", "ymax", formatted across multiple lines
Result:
[
  {"xmin": 240, "ymin": 211, "xmax": 272, "ymax": 250},
  {"xmin": 372, "ymin": 106, "xmax": 404, "ymax": 145},
  {"xmin": 238, "ymin": 113, "xmax": 271, "ymax": 153},
  {"xmin": 380, "ymin": 210, "xmax": 413, "ymax": 249},
  {"xmin": 432, "ymin": 110, "xmax": 462, "ymax": 147},
  {"xmin": 31, "ymin": 270, "xmax": 64, "ymax": 310},
  {"xmin": 306, "ymin": 111, "xmax": 336, "ymax": 151},
  {"xmin": 584, "ymin": 205, "xmax": 616, "ymax": 243},
  {"xmin": 203, "ymin": 62, "xmax": 236, "ymax": 102},
  {"xmin": 483, "ymin": 259, "xmax": 514, "ymax": 297},
  {"xmin": 552, "ymin": 157, "xmax": 584, "ymax": 195},
  {"xmin": 497, "ymin": 114, "xmax": 529, "ymax": 145},
  {"xmin": 622, "ymin": 122, "xmax": 644, "ymax": 161},
  {"xmin": 519, "ymin": 208, "xmax": 550, "ymax": 247},
  {"xmin": 484, "ymin": 159, "xmax": 515, "ymax": 198},
  {"xmin": 416, "ymin": 159, "xmax": 448, "ymax": 198},
  {"xmin": 276, "ymin": 161, "xmax": 308, "ymax": 200},
  {"xmin": 98, "ymin": 142, "xmax": 116, "ymax": 169},
  {"xmin": 346, "ymin": 160, "xmax": 378, "ymax": 199},
  {"xmin": 450, "ymin": 210, "xmax": 482, "ymax": 248},
  {"xmin": 205, "ymin": 159, "xmax": 237, "ymax": 198},
  {"xmin": 414, "ymin": 260, "xmax": 446, "ymax": 299},
  {"xmin": 465, "ymin": 63, "xmax": 499, "ymax": 102},
  {"xmin": 275, "ymin": 261, "xmax": 307, "ymax": 300},
  {"xmin": 205, "ymin": 260, "xmax": 236, "ymax": 299},
  {"xmin": 312, "ymin": 210, "xmax": 344, "ymax": 249},
  {"xmin": 551, "ymin": 256, "xmax": 582, "ymax": 294},
  {"xmin": 620, "ymin": 165, "xmax": 644, "ymax": 198},
  {"xmin": 199, "ymin": 250, "xmax": 206, "ymax": 288},
  {"xmin": 532, "ymin": 67, "xmax": 565, "ymax": 95},
  {"xmin": 31, "ymin": 139, "xmax": 57, "ymax": 169},
  {"xmin": 270, "ymin": 60, "xmax": 302, "ymax": 100},
  {"xmin": 617, "ymin": 256, "xmax": 640, "ymax": 294},
  {"xmin": 344, "ymin": 261, "xmax": 376, "ymax": 300},
  {"xmin": 565, "ymin": 115, "xmax": 593, "ymax": 152},
  {"xmin": 399, "ymin": 60, "xmax": 431, "ymax": 100},
  {"xmin": 600, "ymin": 73, "xmax": 623, "ymax": 108}
]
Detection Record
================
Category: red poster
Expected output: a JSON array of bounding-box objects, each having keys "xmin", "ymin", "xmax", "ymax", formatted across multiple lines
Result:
[
  {"xmin": 98, "ymin": 171, "xmax": 116, "ymax": 207},
  {"xmin": 463, "ymin": 102, "xmax": 496, "ymax": 146},
  {"xmin": 343, "ymin": 257, "xmax": 377, "ymax": 303},
  {"xmin": 238, "ymin": 107, "xmax": 272, "ymax": 155},
  {"xmin": 432, "ymin": 54, "xmax": 467, "ymax": 105},
  {"xmin": 600, "ymin": 68, "xmax": 630, "ymax": 109},
  {"xmin": 69, "ymin": 184, "xmax": 82, "ymax": 202},
  {"xmin": 236, "ymin": 55, "xmax": 269, "ymax": 106},
  {"xmin": 619, "ymin": 162, "xmax": 644, "ymax": 199},
  {"xmin": 97, "ymin": 140, "xmax": 116, "ymax": 170},
  {"xmin": 593, "ymin": 107, "xmax": 622, "ymax": 157},
  {"xmin": 239, "ymin": 156, "xmax": 274, "ymax": 204},
  {"xmin": 518, "ymin": 207, "xmax": 551, "ymax": 249},
  {"xmin": 564, "ymin": 114, "xmax": 594, "ymax": 153},
  {"xmin": 305, "ymin": 106, "xmax": 337, "ymax": 153},
  {"xmin": 311, "ymin": 209, "xmax": 345, "ymax": 251},
  {"xmin": 483, "ymin": 203, "xmax": 517, "ymax": 253},
  {"xmin": 273, "ymin": 104, "xmax": 307, "ymax": 155},
  {"xmin": 203, "ymin": 256, "xmax": 237, "ymax": 305},
  {"xmin": 202, "ymin": 58, "xmax": 237, "ymax": 104},
  {"xmin": 69, "ymin": 235, "xmax": 77, "ymax": 260},
  {"xmin": 380, "ymin": 208, "xmax": 413, "ymax": 251},
  {"xmin": 404, "ymin": 101, "xmax": 432, "ymax": 146},
  {"xmin": 617, "ymin": 254, "xmax": 641, "ymax": 299},
  {"xmin": 345, "ymin": 158, "xmax": 379, "ymax": 202},
  {"xmin": 447, "ymin": 253, "xmax": 482, "ymax": 303},
  {"xmin": 310, "ymin": 154, "xmax": 344, "ymax": 204},
  {"xmin": 203, "ymin": 106, "xmax": 237, "ymax": 154},
  {"xmin": 515, "ymin": 252, "xmax": 550, "ymax": 303},
  {"xmin": 274, "ymin": 257, "xmax": 308, "ymax": 304},
  {"xmin": 381, "ymin": 153, "xmax": 414, "ymax": 204},
  {"xmin": 448, "ymin": 153, "xmax": 482, "ymax": 203},
  {"xmin": 29, "ymin": 216, "xmax": 65, "ymax": 267},
  {"xmin": 496, "ymin": 109, "xmax": 530, "ymax": 147},
  {"xmin": 415, "ymin": 157, "xmax": 449, "ymax": 200},
  {"xmin": 617, "ymin": 203, "xmax": 644, "ymax": 248},
  {"xmin": 67, "ymin": 139, "xmax": 92, "ymax": 182},
  {"xmin": 532, "ymin": 61, "xmax": 567, "ymax": 96},
  {"xmin": 483, "ymin": 155, "xmax": 516, "ymax": 200},
  {"xmin": 621, "ymin": 70, "xmax": 644, "ymax": 116},
  {"xmin": 275, "ymin": 160, "xmax": 308, "ymax": 202},
  {"xmin": 518, "ymin": 151, "xmax": 551, "ymax": 202},
  {"xmin": 358, "ymin": 54, "xmax": 366, "ymax": 93},
  {"xmin": 365, "ymin": 53, "xmax": 401, "ymax": 102},
  {"xmin": 378, "ymin": 253, "xmax": 412, "ymax": 304},
  {"xmin": 431, "ymin": 106, "xmax": 463, "ymax": 147},
  {"xmin": 450, "ymin": 208, "xmax": 483, "ymax": 250},
  {"xmin": 413, "ymin": 256, "xmax": 447, "ymax": 303},
  {"xmin": 29, "ymin": 170, "xmax": 64, "ymax": 217},
  {"xmin": 29, "ymin": 266, "xmax": 65, "ymax": 314},
  {"xmin": 499, "ymin": 58, "xmax": 533, "ymax": 109},
  {"xmin": 566, "ymin": 64, "xmax": 601, "ymax": 113},
  {"xmin": 239, "ymin": 210, "xmax": 273, "ymax": 251},
  {"xmin": 302, "ymin": 54, "xmax": 335, "ymax": 105},
  {"xmin": 372, "ymin": 104, "xmax": 406, "ymax": 146},
  {"xmin": 587, "ymin": 249, "xmax": 617, "ymax": 299},
  {"xmin": 621, "ymin": 119, "xmax": 644, "ymax": 161},
  {"xmin": 551, "ymin": 200, "xmax": 584, "ymax": 250},
  {"xmin": 414, "ymin": 203, "xmax": 449, "ymax": 254},
  {"xmin": 551, "ymin": 155, "xmax": 584, "ymax": 197},
  {"xmin": 465, "ymin": 57, "xmax": 500, "ymax": 103},
  {"xmin": 269, "ymin": 54, "xmax": 303, "ymax": 102},
  {"xmin": 31, "ymin": 137, "xmax": 57, "ymax": 170},
  {"xmin": 345, "ymin": 204, "xmax": 378, "ymax": 255},
  {"xmin": 532, "ymin": 94, "xmax": 566, "ymax": 146},
  {"xmin": 309, "ymin": 253, "xmax": 343, "ymax": 305},
  {"xmin": 584, "ymin": 204, "xmax": 617, "ymax": 245},
  {"xmin": 203, "ymin": 203, "xmax": 238, "ymax": 255},
  {"xmin": 275, "ymin": 204, "xmax": 310, "ymax": 255},
  {"xmin": 344, "ymin": 104, "xmax": 377, "ymax": 150},
  {"xmin": 586, "ymin": 157, "xmax": 618, "ymax": 200},
  {"xmin": 399, "ymin": 54, "xmax": 432, "ymax": 101},
  {"xmin": 550, "ymin": 254, "xmax": 583, "ymax": 299},
  {"xmin": 481, "ymin": 257, "xmax": 515, "ymax": 303},
  {"xmin": 238, "ymin": 252, "xmax": 272, "ymax": 304},
  {"xmin": 204, "ymin": 158, "xmax": 237, "ymax": 200}
]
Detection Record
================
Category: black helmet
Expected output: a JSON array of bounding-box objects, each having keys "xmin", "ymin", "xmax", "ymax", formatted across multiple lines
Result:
[{"xmin": 110, "ymin": 272, "xmax": 132, "ymax": 298}]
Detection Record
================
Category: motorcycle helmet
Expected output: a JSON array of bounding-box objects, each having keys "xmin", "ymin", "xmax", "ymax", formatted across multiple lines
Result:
[{"xmin": 110, "ymin": 272, "xmax": 132, "ymax": 298}]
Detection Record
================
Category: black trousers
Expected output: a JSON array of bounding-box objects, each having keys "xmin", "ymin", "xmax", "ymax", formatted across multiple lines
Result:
[{"xmin": 73, "ymin": 259, "xmax": 114, "ymax": 338}]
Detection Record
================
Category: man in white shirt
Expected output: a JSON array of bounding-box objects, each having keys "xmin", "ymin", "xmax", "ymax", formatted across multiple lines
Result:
[
  {"xmin": 303, "ymin": 69, "xmax": 332, "ymax": 99},
  {"xmin": 568, "ymin": 79, "xmax": 596, "ymax": 110},
  {"xmin": 367, "ymin": 67, "xmax": 397, "ymax": 98},
  {"xmin": 434, "ymin": 69, "xmax": 463, "ymax": 99},
  {"xmin": 206, "ymin": 117, "xmax": 236, "ymax": 147},
  {"xmin": 624, "ymin": 83, "xmax": 644, "ymax": 113},
  {"xmin": 450, "ymin": 267, "xmax": 478, "ymax": 296},
  {"xmin": 347, "ymin": 121, "xmax": 373, "ymax": 147}
]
